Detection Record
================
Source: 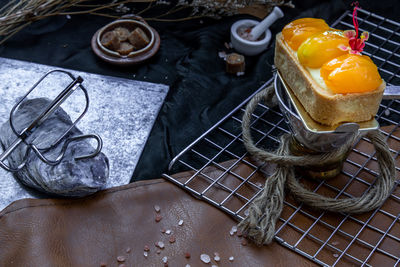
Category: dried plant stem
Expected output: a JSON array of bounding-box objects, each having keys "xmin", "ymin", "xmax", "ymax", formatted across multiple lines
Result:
[
  {"xmin": 0, "ymin": 21, "xmax": 32, "ymax": 45},
  {"xmin": 0, "ymin": 0, "xmax": 155, "ymax": 45},
  {"xmin": 57, "ymin": 0, "xmax": 145, "ymax": 16},
  {"xmin": 137, "ymin": 1, "xmax": 154, "ymax": 16},
  {"xmin": 152, "ymin": 6, "xmax": 187, "ymax": 19},
  {"xmin": 90, "ymin": 12, "xmax": 121, "ymax": 19},
  {"xmin": 0, "ymin": 0, "xmax": 293, "ymax": 45},
  {"xmin": 146, "ymin": 16, "xmax": 204, "ymax": 22}
]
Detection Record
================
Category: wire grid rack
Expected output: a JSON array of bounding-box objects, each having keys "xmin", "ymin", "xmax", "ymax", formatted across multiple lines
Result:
[{"xmin": 162, "ymin": 9, "xmax": 400, "ymax": 267}]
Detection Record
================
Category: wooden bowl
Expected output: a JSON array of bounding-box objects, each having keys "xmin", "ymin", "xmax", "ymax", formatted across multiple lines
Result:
[{"xmin": 91, "ymin": 19, "xmax": 160, "ymax": 66}]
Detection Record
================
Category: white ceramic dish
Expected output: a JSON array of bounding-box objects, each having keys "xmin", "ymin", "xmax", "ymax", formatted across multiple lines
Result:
[
  {"xmin": 230, "ymin": 7, "xmax": 283, "ymax": 56},
  {"xmin": 230, "ymin": 19, "xmax": 271, "ymax": 56}
]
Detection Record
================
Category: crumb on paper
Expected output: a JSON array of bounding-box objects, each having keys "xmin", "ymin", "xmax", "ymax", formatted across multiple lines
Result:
[
  {"xmin": 154, "ymin": 205, "xmax": 161, "ymax": 212},
  {"xmin": 156, "ymin": 241, "xmax": 165, "ymax": 249},
  {"xmin": 224, "ymin": 42, "xmax": 230, "ymax": 49},
  {"xmin": 237, "ymin": 229, "xmax": 243, "ymax": 237},
  {"xmin": 200, "ymin": 254, "xmax": 211, "ymax": 264},
  {"xmin": 116, "ymin": 256, "xmax": 125, "ymax": 262},
  {"xmin": 218, "ymin": 51, "xmax": 227, "ymax": 59},
  {"xmin": 155, "ymin": 214, "xmax": 162, "ymax": 222}
]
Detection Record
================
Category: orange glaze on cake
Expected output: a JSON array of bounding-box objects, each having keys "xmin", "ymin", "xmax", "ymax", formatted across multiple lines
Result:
[
  {"xmin": 297, "ymin": 30, "xmax": 349, "ymax": 68},
  {"xmin": 282, "ymin": 18, "xmax": 329, "ymax": 51},
  {"xmin": 320, "ymin": 54, "xmax": 382, "ymax": 94},
  {"xmin": 282, "ymin": 18, "xmax": 382, "ymax": 95}
]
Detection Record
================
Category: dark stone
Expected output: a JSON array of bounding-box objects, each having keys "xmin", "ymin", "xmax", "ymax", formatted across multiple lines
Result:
[{"xmin": 0, "ymin": 98, "xmax": 109, "ymax": 197}]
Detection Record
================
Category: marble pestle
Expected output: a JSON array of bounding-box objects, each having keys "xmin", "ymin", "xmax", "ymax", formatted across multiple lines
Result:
[{"xmin": 248, "ymin": 7, "xmax": 284, "ymax": 41}]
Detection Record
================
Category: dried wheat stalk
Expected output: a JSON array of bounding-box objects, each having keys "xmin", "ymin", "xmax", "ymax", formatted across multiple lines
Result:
[
  {"xmin": 0, "ymin": 0, "xmax": 293, "ymax": 45},
  {"xmin": 0, "ymin": 0, "xmax": 154, "ymax": 45}
]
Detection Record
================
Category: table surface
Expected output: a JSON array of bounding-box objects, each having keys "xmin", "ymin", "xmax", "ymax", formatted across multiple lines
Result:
[{"xmin": 0, "ymin": 0, "xmax": 399, "ymax": 265}]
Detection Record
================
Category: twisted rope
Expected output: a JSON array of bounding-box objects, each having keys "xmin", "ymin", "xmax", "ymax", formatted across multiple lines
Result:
[{"xmin": 239, "ymin": 84, "xmax": 396, "ymax": 245}]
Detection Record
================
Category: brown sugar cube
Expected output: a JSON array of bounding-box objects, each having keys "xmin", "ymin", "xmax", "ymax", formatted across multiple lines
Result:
[
  {"xmin": 128, "ymin": 27, "xmax": 150, "ymax": 50},
  {"xmin": 117, "ymin": 42, "xmax": 134, "ymax": 55},
  {"xmin": 155, "ymin": 214, "xmax": 162, "ymax": 222},
  {"xmin": 226, "ymin": 53, "xmax": 245, "ymax": 74},
  {"xmin": 100, "ymin": 31, "xmax": 120, "ymax": 50},
  {"xmin": 114, "ymin": 27, "xmax": 130, "ymax": 42}
]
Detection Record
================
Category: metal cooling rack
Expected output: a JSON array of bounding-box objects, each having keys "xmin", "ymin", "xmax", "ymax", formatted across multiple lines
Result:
[{"xmin": 162, "ymin": 8, "xmax": 400, "ymax": 266}]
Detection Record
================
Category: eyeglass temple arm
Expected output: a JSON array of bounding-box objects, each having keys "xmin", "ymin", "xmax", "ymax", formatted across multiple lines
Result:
[{"xmin": 30, "ymin": 134, "xmax": 103, "ymax": 166}]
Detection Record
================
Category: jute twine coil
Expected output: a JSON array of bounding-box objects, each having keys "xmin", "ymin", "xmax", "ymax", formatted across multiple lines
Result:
[{"xmin": 239, "ymin": 84, "xmax": 397, "ymax": 245}]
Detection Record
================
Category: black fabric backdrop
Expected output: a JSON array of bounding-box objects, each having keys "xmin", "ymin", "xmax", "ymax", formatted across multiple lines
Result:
[{"xmin": 0, "ymin": 0, "xmax": 397, "ymax": 183}]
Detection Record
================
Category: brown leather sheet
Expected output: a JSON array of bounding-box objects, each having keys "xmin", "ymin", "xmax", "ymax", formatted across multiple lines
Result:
[{"xmin": 0, "ymin": 178, "xmax": 312, "ymax": 267}]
